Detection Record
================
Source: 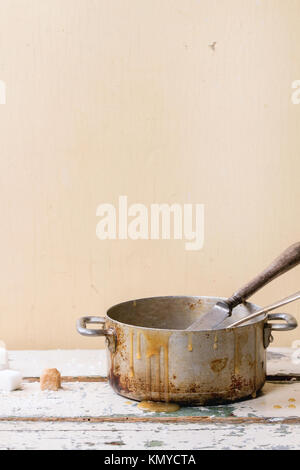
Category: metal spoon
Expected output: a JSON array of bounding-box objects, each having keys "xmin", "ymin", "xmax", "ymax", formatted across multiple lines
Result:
[{"xmin": 226, "ymin": 290, "xmax": 300, "ymax": 328}]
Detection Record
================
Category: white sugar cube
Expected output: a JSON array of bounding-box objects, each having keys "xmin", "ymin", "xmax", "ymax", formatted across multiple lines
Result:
[{"xmin": 0, "ymin": 370, "xmax": 22, "ymax": 391}]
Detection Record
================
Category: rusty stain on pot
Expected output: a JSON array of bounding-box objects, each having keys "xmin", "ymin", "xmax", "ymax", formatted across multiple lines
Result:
[
  {"xmin": 210, "ymin": 358, "xmax": 228, "ymax": 373},
  {"xmin": 245, "ymin": 354, "xmax": 255, "ymax": 368},
  {"xmin": 187, "ymin": 333, "xmax": 193, "ymax": 352},
  {"xmin": 230, "ymin": 374, "xmax": 247, "ymax": 393}
]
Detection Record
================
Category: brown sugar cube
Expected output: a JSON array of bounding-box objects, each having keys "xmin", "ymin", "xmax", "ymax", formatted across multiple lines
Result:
[{"xmin": 40, "ymin": 368, "xmax": 61, "ymax": 391}]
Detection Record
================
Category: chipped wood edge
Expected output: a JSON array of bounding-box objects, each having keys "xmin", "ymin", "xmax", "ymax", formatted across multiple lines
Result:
[
  {"xmin": 266, "ymin": 375, "xmax": 300, "ymax": 382},
  {"xmin": 1, "ymin": 416, "xmax": 300, "ymax": 424}
]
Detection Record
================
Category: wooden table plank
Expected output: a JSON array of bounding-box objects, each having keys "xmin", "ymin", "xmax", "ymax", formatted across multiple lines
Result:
[
  {"xmin": 0, "ymin": 381, "xmax": 299, "ymax": 422},
  {"xmin": 0, "ymin": 421, "xmax": 299, "ymax": 450},
  {"xmin": 2, "ymin": 347, "xmax": 300, "ymax": 450}
]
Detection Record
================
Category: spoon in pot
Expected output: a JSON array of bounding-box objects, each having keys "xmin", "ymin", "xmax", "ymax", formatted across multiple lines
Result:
[
  {"xmin": 225, "ymin": 290, "xmax": 300, "ymax": 329},
  {"xmin": 186, "ymin": 242, "xmax": 300, "ymax": 331}
]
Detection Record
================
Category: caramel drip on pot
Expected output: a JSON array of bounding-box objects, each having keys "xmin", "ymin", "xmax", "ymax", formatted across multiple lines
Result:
[
  {"xmin": 234, "ymin": 329, "xmax": 240, "ymax": 375},
  {"xmin": 129, "ymin": 330, "xmax": 134, "ymax": 377},
  {"xmin": 163, "ymin": 336, "xmax": 170, "ymax": 402},
  {"xmin": 254, "ymin": 326, "xmax": 257, "ymax": 392},
  {"xmin": 146, "ymin": 356, "xmax": 151, "ymax": 398},
  {"xmin": 136, "ymin": 332, "xmax": 141, "ymax": 359},
  {"xmin": 187, "ymin": 333, "xmax": 193, "ymax": 352},
  {"xmin": 142, "ymin": 331, "xmax": 171, "ymax": 402},
  {"xmin": 156, "ymin": 355, "xmax": 161, "ymax": 401},
  {"xmin": 213, "ymin": 334, "xmax": 218, "ymax": 350}
]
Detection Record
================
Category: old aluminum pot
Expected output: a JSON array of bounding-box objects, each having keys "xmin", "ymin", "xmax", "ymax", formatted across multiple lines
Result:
[{"xmin": 77, "ymin": 296, "xmax": 297, "ymax": 405}]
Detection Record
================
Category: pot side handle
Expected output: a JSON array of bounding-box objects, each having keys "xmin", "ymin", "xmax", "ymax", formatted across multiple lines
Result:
[
  {"xmin": 264, "ymin": 313, "xmax": 298, "ymax": 348},
  {"xmin": 77, "ymin": 316, "xmax": 107, "ymax": 336},
  {"xmin": 266, "ymin": 312, "xmax": 298, "ymax": 332},
  {"xmin": 76, "ymin": 316, "xmax": 117, "ymax": 352}
]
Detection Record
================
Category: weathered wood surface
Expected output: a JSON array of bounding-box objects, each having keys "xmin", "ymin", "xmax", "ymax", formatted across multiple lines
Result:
[
  {"xmin": 0, "ymin": 381, "xmax": 300, "ymax": 421},
  {"xmin": 0, "ymin": 421, "xmax": 299, "ymax": 450},
  {"xmin": 267, "ymin": 348, "xmax": 300, "ymax": 377},
  {"xmin": 1, "ymin": 348, "xmax": 300, "ymax": 450}
]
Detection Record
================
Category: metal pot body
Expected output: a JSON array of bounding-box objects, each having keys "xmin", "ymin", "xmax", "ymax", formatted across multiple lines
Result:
[{"xmin": 77, "ymin": 296, "xmax": 297, "ymax": 405}]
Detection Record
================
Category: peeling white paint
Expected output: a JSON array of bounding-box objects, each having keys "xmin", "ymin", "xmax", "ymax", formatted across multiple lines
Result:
[
  {"xmin": 0, "ymin": 380, "xmax": 299, "ymax": 420},
  {"xmin": 2, "ymin": 348, "xmax": 300, "ymax": 450},
  {"xmin": 267, "ymin": 348, "xmax": 300, "ymax": 376},
  {"xmin": 231, "ymin": 382, "xmax": 300, "ymax": 418},
  {"xmin": 0, "ymin": 421, "xmax": 299, "ymax": 450}
]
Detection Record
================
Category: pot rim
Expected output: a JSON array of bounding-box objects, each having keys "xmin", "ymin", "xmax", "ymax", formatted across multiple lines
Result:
[{"xmin": 106, "ymin": 295, "xmax": 266, "ymax": 333}]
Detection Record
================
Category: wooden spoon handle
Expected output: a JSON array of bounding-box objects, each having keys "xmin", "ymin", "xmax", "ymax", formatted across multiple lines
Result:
[{"xmin": 226, "ymin": 242, "xmax": 300, "ymax": 309}]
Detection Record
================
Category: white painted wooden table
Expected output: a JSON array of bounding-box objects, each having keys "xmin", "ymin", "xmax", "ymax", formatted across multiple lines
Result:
[{"xmin": 1, "ymin": 348, "xmax": 300, "ymax": 450}]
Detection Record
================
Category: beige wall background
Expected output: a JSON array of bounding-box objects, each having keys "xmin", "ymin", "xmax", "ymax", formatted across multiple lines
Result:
[{"xmin": 0, "ymin": 0, "xmax": 299, "ymax": 349}]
